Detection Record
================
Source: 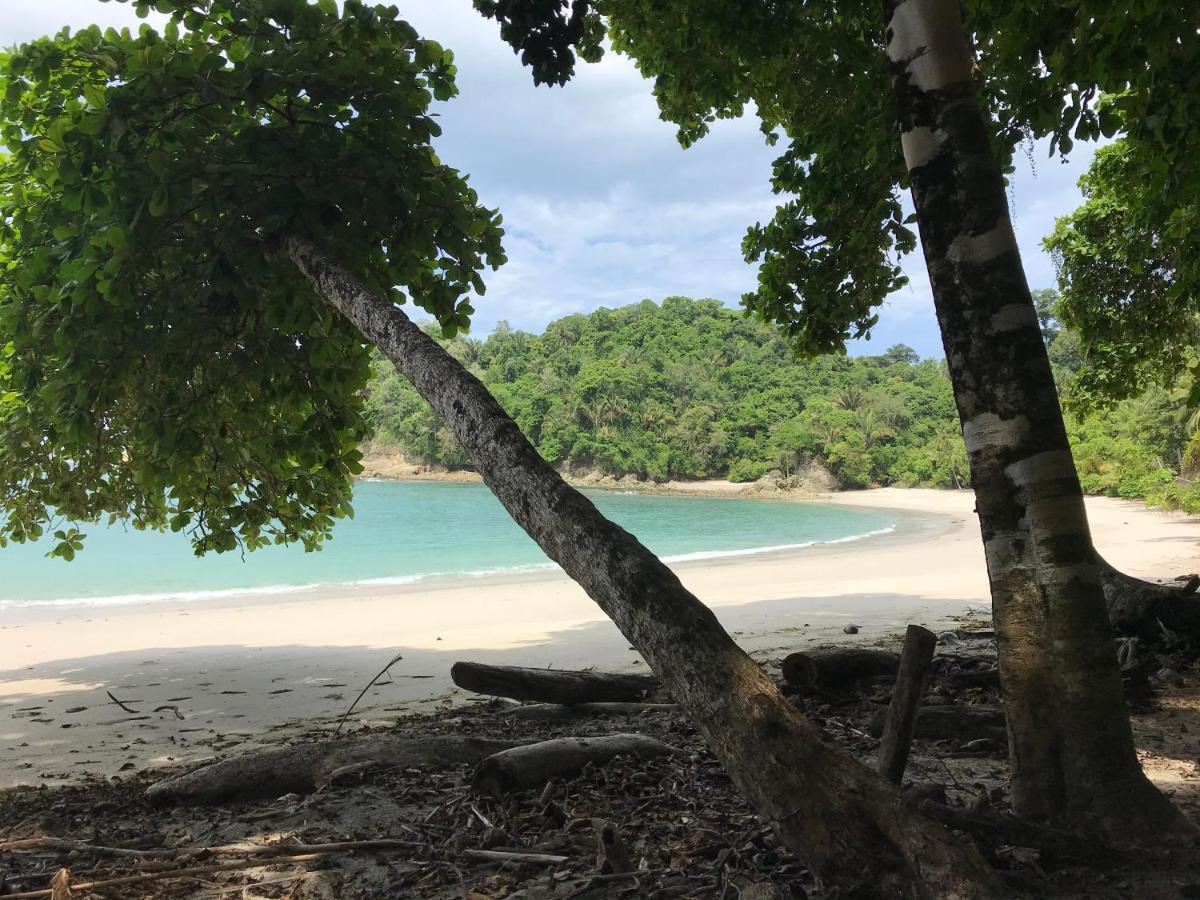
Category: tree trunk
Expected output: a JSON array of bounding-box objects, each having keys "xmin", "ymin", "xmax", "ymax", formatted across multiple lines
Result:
[
  {"xmin": 283, "ymin": 235, "xmax": 1002, "ymax": 897},
  {"xmin": 1099, "ymin": 554, "xmax": 1200, "ymax": 641},
  {"xmin": 884, "ymin": 0, "xmax": 1192, "ymax": 839}
]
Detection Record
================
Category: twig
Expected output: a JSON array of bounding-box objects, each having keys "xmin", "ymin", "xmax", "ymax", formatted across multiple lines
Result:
[
  {"xmin": 936, "ymin": 757, "xmax": 966, "ymax": 793},
  {"xmin": 561, "ymin": 869, "xmax": 666, "ymax": 900},
  {"xmin": 1, "ymin": 853, "xmax": 329, "ymax": 899},
  {"xmin": 462, "ymin": 849, "xmax": 568, "ymax": 865},
  {"xmin": 335, "ymin": 652, "xmax": 404, "ymax": 736},
  {"xmin": 106, "ymin": 691, "xmax": 140, "ymax": 714},
  {"xmin": 0, "ymin": 837, "xmax": 162, "ymax": 858},
  {"xmin": 0, "ymin": 837, "xmax": 420, "ymax": 864},
  {"xmin": 469, "ymin": 804, "xmax": 493, "ymax": 829},
  {"xmin": 197, "ymin": 874, "xmax": 302, "ymax": 897}
]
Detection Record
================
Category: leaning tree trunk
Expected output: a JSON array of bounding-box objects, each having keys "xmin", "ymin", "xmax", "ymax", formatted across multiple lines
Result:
[
  {"xmin": 885, "ymin": 0, "xmax": 1192, "ymax": 839},
  {"xmin": 1099, "ymin": 554, "xmax": 1200, "ymax": 640},
  {"xmin": 282, "ymin": 236, "xmax": 1001, "ymax": 898}
]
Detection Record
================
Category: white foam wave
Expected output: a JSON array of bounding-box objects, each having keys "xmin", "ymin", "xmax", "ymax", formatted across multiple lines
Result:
[
  {"xmin": 662, "ymin": 524, "xmax": 896, "ymax": 563},
  {"xmin": 1, "ymin": 524, "xmax": 895, "ymax": 609},
  {"xmin": 0, "ymin": 581, "xmax": 322, "ymax": 610}
]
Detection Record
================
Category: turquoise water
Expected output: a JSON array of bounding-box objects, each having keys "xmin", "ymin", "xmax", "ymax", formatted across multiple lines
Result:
[{"xmin": 0, "ymin": 481, "xmax": 895, "ymax": 607}]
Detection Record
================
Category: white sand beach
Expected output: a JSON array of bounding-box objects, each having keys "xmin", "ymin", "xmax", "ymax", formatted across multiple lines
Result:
[{"xmin": 2, "ymin": 488, "xmax": 1197, "ymax": 785}]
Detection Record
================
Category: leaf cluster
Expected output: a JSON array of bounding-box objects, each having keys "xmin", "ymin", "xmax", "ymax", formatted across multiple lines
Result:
[
  {"xmin": 478, "ymin": 1, "xmax": 1200, "ymax": 370},
  {"xmin": 472, "ymin": 0, "xmax": 604, "ymax": 86},
  {"xmin": 0, "ymin": 0, "xmax": 505, "ymax": 555}
]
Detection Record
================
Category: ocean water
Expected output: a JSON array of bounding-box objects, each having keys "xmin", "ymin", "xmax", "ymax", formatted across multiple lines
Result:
[{"xmin": 0, "ymin": 480, "xmax": 895, "ymax": 607}]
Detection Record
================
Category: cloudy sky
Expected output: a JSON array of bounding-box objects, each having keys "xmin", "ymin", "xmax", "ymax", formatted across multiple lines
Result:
[{"xmin": 3, "ymin": 1, "xmax": 1097, "ymax": 359}]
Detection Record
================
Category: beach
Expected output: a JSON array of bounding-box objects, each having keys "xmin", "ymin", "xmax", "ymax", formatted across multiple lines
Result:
[{"xmin": 2, "ymin": 488, "xmax": 1197, "ymax": 786}]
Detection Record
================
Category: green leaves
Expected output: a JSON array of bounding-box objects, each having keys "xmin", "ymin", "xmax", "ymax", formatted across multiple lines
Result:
[
  {"xmin": 1044, "ymin": 140, "xmax": 1199, "ymax": 407},
  {"xmin": 48, "ymin": 528, "xmax": 85, "ymax": 561},
  {"xmin": 365, "ymin": 297, "xmax": 966, "ymax": 488},
  {"xmin": 480, "ymin": 0, "xmax": 1200, "ymax": 373},
  {"xmin": 0, "ymin": 0, "xmax": 505, "ymax": 557}
]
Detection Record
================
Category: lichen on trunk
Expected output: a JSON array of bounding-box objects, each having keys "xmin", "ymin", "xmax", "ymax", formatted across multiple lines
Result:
[{"xmin": 884, "ymin": 0, "xmax": 1193, "ymax": 840}]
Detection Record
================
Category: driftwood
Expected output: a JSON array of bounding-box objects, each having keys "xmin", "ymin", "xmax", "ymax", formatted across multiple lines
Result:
[
  {"xmin": 452, "ymin": 662, "xmax": 661, "ymax": 705},
  {"xmin": 473, "ymin": 734, "xmax": 680, "ymax": 797},
  {"xmin": 869, "ymin": 705, "xmax": 1006, "ymax": 745},
  {"xmin": 503, "ymin": 702, "xmax": 678, "ymax": 722},
  {"xmin": 877, "ymin": 625, "xmax": 937, "ymax": 784},
  {"xmin": 146, "ymin": 734, "xmax": 518, "ymax": 804},
  {"xmin": 781, "ymin": 648, "xmax": 901, "ymax": 692}
]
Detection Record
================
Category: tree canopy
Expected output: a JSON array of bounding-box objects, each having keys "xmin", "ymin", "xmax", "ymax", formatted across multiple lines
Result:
[
  {"xmin": 477, "ymin": 1, "xmax": 1200, "ymax": 365},
  {"xmin": 1045, "ymin": 139, "xmax": 1199, "ymax": 407},
  {"xmin": 0, "ymin": 0, "xmax": 504, "ymax": 556}
]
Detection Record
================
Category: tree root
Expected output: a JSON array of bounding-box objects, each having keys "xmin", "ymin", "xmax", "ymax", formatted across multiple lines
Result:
[{"xmin": 146, "ymin": 734, "xmax": 519, "ymax": 804}]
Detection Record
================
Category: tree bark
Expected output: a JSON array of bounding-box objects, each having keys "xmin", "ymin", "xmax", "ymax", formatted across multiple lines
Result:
[
  {"xmin": 451, "ymin": 661, "xmax": 661, "ymax": 704},
  {"xmin": 283, "ymin": 235, "xmax": 1003, "ymax": 897},
  {"xmin": 473, "ymin": 734, "xmax": 680, "ymax": 797},
  {"xmin": 1098, "ymin": 555, "xmax": 1200, "ymax": 641},
  {"xmin": 884, "ymin": 0, "xmax": 1193, "ymax": 839},
  {"xmin": 781, "ymin": 647, "xmax": 901, "ymax": 692},
  {"xmin": 878, "ymin": 625, "xmax": 937, "ymax": 784}
]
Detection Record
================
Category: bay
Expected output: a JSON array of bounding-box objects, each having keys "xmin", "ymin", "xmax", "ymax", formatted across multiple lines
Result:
[{"xmin": 0, "ymin": 480, "xmax": 895, "ymax": 606}]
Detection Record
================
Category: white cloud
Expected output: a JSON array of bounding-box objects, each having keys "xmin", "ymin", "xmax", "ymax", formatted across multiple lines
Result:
[{"xmin": 1, "ymin": 1, "xmax": 1099, "ymax": 360}]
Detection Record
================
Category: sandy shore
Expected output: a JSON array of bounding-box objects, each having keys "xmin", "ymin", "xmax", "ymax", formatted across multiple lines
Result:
[{"xmin": 2, "ymin": 488, "xmax": 1197, "ymax": 786}]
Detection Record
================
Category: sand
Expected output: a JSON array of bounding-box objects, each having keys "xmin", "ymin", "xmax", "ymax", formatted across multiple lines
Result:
[{"xmin": 2, "ymin": 488, "xmax": 1197, "ymax": 786}]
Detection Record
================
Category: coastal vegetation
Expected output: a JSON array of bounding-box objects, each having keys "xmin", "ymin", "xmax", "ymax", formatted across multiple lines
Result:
[
  {"xmin": 365, "ymin": 293, "xmax": 1200, "ymax": 512},
  {"xmin": 2, "ymin": 0, "xmax": 1198, "ymax": 897}
]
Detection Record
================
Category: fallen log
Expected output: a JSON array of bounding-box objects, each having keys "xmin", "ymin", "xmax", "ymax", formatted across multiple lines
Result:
[
  {"xmin": 877, "ymin": 625, "xmax": 937, "ymax": 784},
  {"xmin": 502, "ymin": 702, "xmax": 678, "ymax": 722},
  {"xmin": 781, "ymin": 648, "xmax": 900, "ymax": 693},
  {"xmin": 473, "ymin": 734, "xmax": 680, "ymax": 797},
  {"xmin": 869, "ymin": 705, "xmax": 1006, "ymax": 745},
  {"xmin": 147, "ymin": 734, "xmax": 518, "ymax": 804},
  {"xmin": 452, "ymin": 662, "xmax": 661, "ymax": 704}
]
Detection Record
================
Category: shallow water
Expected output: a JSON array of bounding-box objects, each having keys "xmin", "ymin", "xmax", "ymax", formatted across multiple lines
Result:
[{"xmin": 0, "ymin": 480, "xmax": 894, "ymax": 607}]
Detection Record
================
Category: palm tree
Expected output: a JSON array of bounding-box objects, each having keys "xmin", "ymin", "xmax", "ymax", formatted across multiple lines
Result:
[
  {"xmin": 855, "ymin": 408, "xmax": 892, "ymax": 449},
  {"xmin": 832, "ymin": 385, "xmax": 866, "ymax": 411}
]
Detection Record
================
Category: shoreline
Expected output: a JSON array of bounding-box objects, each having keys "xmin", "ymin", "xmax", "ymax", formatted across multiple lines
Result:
[
  {"xmin": 2, "ymin": 488, "xmax": 1197, "ymax": 786},
  {"xmin": 0, "ymin": 513, "xmax": 906, "ymax": 622},
  {"xmin": 358, "ymin": 447, "xmax": 826, "ymax": 499}
]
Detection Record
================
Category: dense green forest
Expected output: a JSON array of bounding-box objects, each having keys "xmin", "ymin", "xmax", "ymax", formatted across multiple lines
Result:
[{"xmin": 365, "ymin": 295, "xmax": 1199, "ymax": 509}]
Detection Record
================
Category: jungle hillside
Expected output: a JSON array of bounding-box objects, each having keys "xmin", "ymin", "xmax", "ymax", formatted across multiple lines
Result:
[{"xmin": 365, "ymin": 292, "xmax": 1200, "ymax": 509}]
